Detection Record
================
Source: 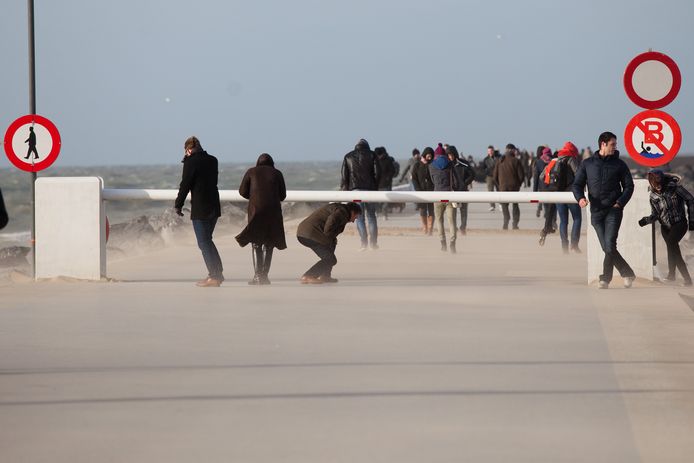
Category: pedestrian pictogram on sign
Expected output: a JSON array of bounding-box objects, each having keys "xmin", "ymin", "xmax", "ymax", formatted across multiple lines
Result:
[
  {"xmin": 3, "ymin": 114, "xmax": 61, "ymax": 172},
  {"xmin": 623, "ymin": 51, "xmax": 681, "ymax": 109},
  {"xmin": 624, "ymin": 109, "xmax": 681, "ymax": 167}
]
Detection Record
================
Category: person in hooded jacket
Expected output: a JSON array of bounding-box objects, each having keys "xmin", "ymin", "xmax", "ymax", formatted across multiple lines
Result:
[
  {"xmin": 550, "ymin": 142, "xmax": 583, "ymax": 253},
  {"xmin": 374, "ymin": 146, "xmax": 397, "ymax": 220},
  {"xmin": 429, "ymin": 143, "xmax": 462, "ymax": 253},
  {"xmin": 235, "ymin": 153, "xmax": 287, "ymax": 285},
  {"xmin": 412, "ymin": 147, "xmax": 435, "ymax": 235},
  {"xmin": 572, "ymin": 131, "xmax": 636, "ymax": 289},
  {"xmin": 638, "ymin": 170, "xmax": 694, "ymax": 286},
  {"xmin": 493, "ymin": 143, "xmax": 525, "ymax": 230},
  {"xmin": 341, "ymin": 138, "xmax": 381, "ymax": 250},
  {"xmin": 399, "ymin": 149, "xmax": 420, "ymax": 185},
  {"xmin": 447, "ymin": 145, "xmax": 475, "ymax": 234}
]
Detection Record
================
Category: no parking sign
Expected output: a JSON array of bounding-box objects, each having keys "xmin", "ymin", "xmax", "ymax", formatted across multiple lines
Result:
[{"xmin": 3, "ymin": 114, "xmax": 61, "ymax": 172}]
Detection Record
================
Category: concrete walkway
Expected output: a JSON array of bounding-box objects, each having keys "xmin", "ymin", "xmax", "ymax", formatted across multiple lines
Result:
[{"xmin": 1, "ymin": 204, "xmax": 694, "ymax": 462}]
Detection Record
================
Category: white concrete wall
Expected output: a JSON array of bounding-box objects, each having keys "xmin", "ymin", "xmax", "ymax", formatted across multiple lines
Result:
[
  {"xmin": 587, "ymin": 179, "xmax": 652, "ymax": 283},
  {"xmin": 35, "ymin": 177, "xmax": 105, "ymax": 280}
]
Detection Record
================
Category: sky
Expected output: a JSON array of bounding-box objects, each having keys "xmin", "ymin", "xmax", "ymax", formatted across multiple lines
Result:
[{"xmin": 1, "ymin": 0, "xmax": 692, "ymax": 167}]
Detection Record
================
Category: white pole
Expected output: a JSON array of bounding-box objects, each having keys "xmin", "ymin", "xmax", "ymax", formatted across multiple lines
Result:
[{"xmin": 102, "ymin": 189, "xmax": 577, "ymax": 204}]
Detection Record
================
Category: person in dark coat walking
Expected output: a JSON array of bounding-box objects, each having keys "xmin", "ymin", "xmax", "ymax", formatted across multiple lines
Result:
[
  {"xmin": 482, "ymin": 145, "xmax": 501, "ymax": 211},
  {"xmin": 236, "ymin": 153, "xmax": 287, "ymax": 285},
  {"xmin": 374, "ymin": 146, "xmax": 397, "ymax": 220},
  {"xmin": 572, "ymin": 131, "xmax": 636, "ymax": 289},
  {"xmin": 296, "ymin": 202, "xmax": 361, "ymax": 284},
  {"xmin": 175, "ymin": 136, "xmax": 223, "ymax": 287},
  {"xmin": 412, "ymin": 147, "xmax": 435, "ymax": 234},
  {"xmin": 447, "ymin": 145, "xmax": 475, "ymax": 234},
  {"xmin": 493, "ymin": 143, "xmax": 526, "ymax": 230},
  {"xmin": 341, "ymin": 139, "xmax": 380, "ymax": 250},
  {"xmin": 639, "ymin": 170, "xmax": 694, "ymax": 286}
]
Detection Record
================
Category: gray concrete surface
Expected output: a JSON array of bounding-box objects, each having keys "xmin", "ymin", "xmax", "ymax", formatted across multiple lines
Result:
[{"xmin": 1, "ymin": 203, "xmax": 693, "ymax": 462}]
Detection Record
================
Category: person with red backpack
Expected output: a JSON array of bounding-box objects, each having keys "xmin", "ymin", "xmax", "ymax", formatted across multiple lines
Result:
[{"xmin": 554, "ymin": 142, "xmax": 583, "ymax": 253}]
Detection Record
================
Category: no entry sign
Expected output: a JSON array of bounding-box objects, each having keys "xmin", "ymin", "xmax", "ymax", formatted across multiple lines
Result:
[
  {"xmin": 3, "ymin": 114, "xmax": 61, "ymax": 172},
  {"xmin": 624, "ymin": 109, "xmax": 681, "ymax": 167},
  {"xmin": 623, "ymin": 51, "xmax": 681, "ymax": 109}
]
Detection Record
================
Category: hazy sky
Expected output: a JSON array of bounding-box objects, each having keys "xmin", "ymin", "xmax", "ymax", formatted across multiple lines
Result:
[{"xmin": 1, "ymin": 0, "xmax": 692, "ymax": 167}]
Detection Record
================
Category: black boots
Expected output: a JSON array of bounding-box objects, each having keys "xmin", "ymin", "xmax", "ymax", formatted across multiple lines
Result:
[{"xmin": 249, "ymin": 244, "xmax": 274, "ymax": 285}]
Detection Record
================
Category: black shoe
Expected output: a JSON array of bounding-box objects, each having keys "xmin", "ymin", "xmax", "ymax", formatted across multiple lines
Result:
[
  {"xmin": 539, "ymin": 231, "xmax": 547, "ymax": 246},
  {"xmin": 440, "ymin": 240, "xmax": 447, "ymax": 252}
]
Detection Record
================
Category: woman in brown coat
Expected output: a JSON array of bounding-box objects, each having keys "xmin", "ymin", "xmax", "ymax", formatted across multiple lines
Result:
[{"xmin": 235, "ymin": 153, "xmax": 287, "ymax": 285}]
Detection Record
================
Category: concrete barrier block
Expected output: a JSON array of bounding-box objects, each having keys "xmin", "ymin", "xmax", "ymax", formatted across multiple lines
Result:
[{"xmin": 35, "ymin": 177, "xmax": 105, "ymax": 280}]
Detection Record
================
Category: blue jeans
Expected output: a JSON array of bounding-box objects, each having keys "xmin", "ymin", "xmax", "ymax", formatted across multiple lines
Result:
[
  {"xmin": 355, "ymin": 202, "xmax": 378, "ymax": 247},
  {"xmin": 590, "ymin": 207, "xmax": 634, "ymax": 283},
  {"xmin": 192, "ymin": 218, "xmax": 224, "ymax": 281},
  {"xmin": 556, "ymin": 203, "xmax": 582, "ymax": 249}
]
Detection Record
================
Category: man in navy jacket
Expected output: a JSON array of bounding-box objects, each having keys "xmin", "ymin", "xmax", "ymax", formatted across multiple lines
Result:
[{"xmin": 572, "ymin": 131, "xmax": 636, "ymax": 289}]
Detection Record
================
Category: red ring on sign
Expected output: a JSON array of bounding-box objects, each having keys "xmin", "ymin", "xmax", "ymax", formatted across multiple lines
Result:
[
  {"xmin": 624, "ymin": 109, "xmax": 681, "ymax": 167},
  {"xmin": 623, "ymin": 51, "xmax": 681, "ymax": 109},
  {"xmin": 3, "ymin": 114, "xmax": 61, "ymax": 172}
]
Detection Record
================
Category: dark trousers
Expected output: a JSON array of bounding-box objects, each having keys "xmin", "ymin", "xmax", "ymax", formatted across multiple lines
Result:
[
  {"xmin": 591, "ymin": 207, "xmax": 634, "ymax": 283},
  {"xmin": 192, "ymin": 218, "xmax": 224, "ymax": 281},
  {"xmin": 543, "ymin": 203, "xmax": 557, "ymax": 233},
  {"xmin": 557, "ymin": 203, "xmax": 582, "ymax": 249},
  {"xmin": 661, "ymin": 222, "xmax": 691, "ymax": 282},
  {"xmin": 418, "ymin": 203, "xmax": 434, "ymax": 217},
  {"xmin": 298, "ymin": 236, "xmax": 337, "ymax": 278},
  {"xmin": 501, "ymin": 203, "xmax": 520, "ymax": 229},
  {"xmin": 458, "ymin": 203, "xmax": 468, "ymax": 230}
]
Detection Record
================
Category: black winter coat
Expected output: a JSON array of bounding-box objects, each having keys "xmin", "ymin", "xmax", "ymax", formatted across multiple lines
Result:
[
  {"xmin": 572, "ymin": 151, "xmax": 634, "ymax": 212},
  {"xmin": 341, "ymin": 141, "xmax": 381, "ymax": 191},
  {"xmin": 411, "ymin": 161, "xmax": 434, "ymax": 192},
  {"xmin": 452, "ymin": 159, "xmax": 475, "ymax": 191},
  {"xmin": 297, "ymin": 203, "xmax": 352, "ymax": 247},
  {"xmin": 235, "ymin": 154, "xmax": 287, "ymax": 249},
  {"xmin": 174, "ymin": 149, "xmax": 221, "ymax": 220},
  {"xmin": 376, "ymin": 154, "xmax": 396, "ymax": 189}
]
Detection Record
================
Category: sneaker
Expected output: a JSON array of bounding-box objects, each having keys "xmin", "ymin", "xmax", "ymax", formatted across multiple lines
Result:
[
  {"xmin": 664, "ymin": 274, "xmax": 676, "ymax": 282},
  {"xmin": 623, "ymin": 276, "xmax": 635, "ymax": 289},
  {"xmin": 359, "ymin": 245, "xmax": 368, "ymax": 252},
  {"xmin": 440, "ymin": 240, "xmax": 447, "ymax": 252},
  {"xmin": 598, "ymin": 280, "xmax": 609, "ymax": 289},
  {"xmin": 539, "ymin": 231, "xmax": 547, "ymax": 246},
  {"xmin": 488, "ymin": 206, "xmax": 495, "ymax": 212}
]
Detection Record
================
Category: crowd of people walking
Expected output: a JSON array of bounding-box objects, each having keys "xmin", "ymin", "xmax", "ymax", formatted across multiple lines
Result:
[{"xmin": 172, "ymin": 133, "xmax": 694, "ymax": 289}]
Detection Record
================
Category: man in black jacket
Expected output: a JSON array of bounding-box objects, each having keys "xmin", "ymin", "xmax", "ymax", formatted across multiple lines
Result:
[
  {"xmin": 175, "ymin": 136, "xmax": 224, "ymax": 287},
  {"xmin": 572, "ymin": 131, "xmax": 636, "ymax": 289},
  {"xmin": 341, "ymin": 139, "xmax": 380, "ymax": 250}
]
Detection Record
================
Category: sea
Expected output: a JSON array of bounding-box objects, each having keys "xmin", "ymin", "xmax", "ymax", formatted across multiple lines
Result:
[{"xmin": 0, "ymin": 161, "xmax": 345, "ymax": 247}]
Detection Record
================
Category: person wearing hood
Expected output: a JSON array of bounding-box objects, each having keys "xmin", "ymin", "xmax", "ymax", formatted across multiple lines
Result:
[
  {"xmin": 572, "ymin": 131, "xmax": 636, "ymax": 289},
  {"xmin": 493, "ymin": 143, "xmax": 525, "ymax": 230},
  {"xmin": 174, "ymin": 136, "xmax": 223, "ymax": 287},
  {"xmin": 447, "ymin": 145, "xmax": 475, "ymax": 235},
  {"xmin": 552, "ymin": 142, "xmax": 583, "ymax": 253},
  {"xmin": 638, "ymin": 170, "xmax": 694, "ymax": 286},
  {"xmin": 235, "ymin": 153, "xmax": 287, "ymax": 285},
  {"xmin": 429, "ymin": 143, "xmax": 461, "ymax": 253},
  {"xmin": 374, "ymin": 146, "xmax": 397, "ymax": 220},
  {"xmin": 412, "ymin": 146, "xmax": 435, "ymax": 235},
  {"xmin": 341, "ymin": 138, "xmax": 381, "ymax": 250}
]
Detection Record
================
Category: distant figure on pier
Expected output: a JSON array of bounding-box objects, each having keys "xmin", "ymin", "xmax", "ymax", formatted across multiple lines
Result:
[
  {"xmin": 412, "ymin": 147, "xmax": 435, "ymax": 235},
  {"xmin": 399, "ymin": 148, "xmax": 420, "ymax": 185},
  {"xmin": 297, "ymin": 202, "xmax": 362, "ymax": 284},
  {"xmin": 429, "ymin": 143, "xmax": 461, "ymax": 253},
  {"xmin": 174, "ymin": 136, "xmax": 223, "ymax": 287},
  {"xmin": 481, "ymin": 145, "xmax": 501, "ymax": 211},
  {"xmin": 573, "ymin": 131, "xmax": 636, "ymax": 289},
  {"xmin": 341, "ymin": 139, "xmax": 380, "ymax": 250},
  {"xmin": 24, "ymin": 126, "xmax": 39, "ymax": 160},
  {"xmin": 447, "ymin": 145, "xmax": 475, "ymax": 235},
  {"xmin": 493, "ymin": 143, "xmax": 525, "ymax": 230},
  {"xmin": 639, "ymin": 170, "xmax": 694, "ymax": 286},
  {"xmin": 236, "ymin": 153, "xmax": 287, "ymax": 285}
]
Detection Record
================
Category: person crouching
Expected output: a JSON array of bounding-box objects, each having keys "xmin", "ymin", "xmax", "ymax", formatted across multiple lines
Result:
[{"xmin": 297, "ymin": 202, "xmax": 362, "ymax": 284}]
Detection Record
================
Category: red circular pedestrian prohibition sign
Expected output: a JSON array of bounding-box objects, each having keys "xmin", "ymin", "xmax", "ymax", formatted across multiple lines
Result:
[
  {"xmin": 623, "ymin": 52, "xmax": 681, "ymax": 109},
  {"xmin": 3, "ymin": 114, "xmax": 61, "ymax": 172},
  {"xmin": 624, "ymin": 109, "xmax": 681, "ymax": 167}
]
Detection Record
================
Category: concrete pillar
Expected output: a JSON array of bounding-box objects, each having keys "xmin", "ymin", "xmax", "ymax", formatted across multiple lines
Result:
[
  {"xmin": 586, "ymin": 179, "xmax": 652, "ymax": 283},
  {"xmin": 35, "ymin": 177, "xmax": 106, "ymax": 280}
]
